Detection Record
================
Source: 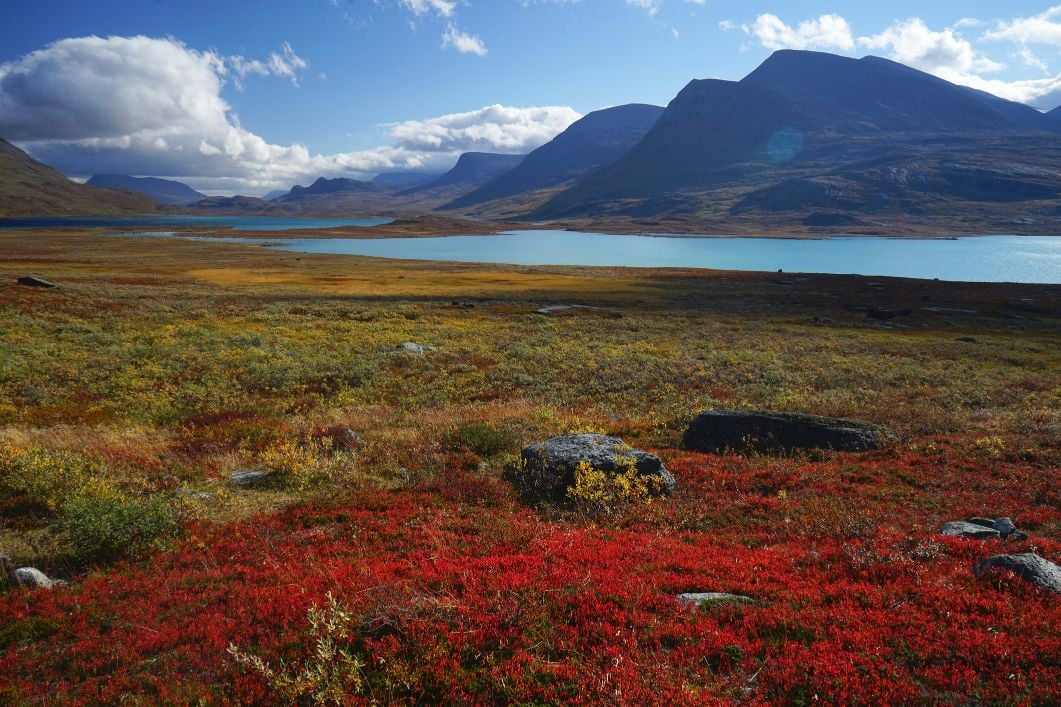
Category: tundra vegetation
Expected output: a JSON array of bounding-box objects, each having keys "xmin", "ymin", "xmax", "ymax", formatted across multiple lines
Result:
[{"xmin": 0, "ymin": 229, "xmax": 1058, "ymax": 704}]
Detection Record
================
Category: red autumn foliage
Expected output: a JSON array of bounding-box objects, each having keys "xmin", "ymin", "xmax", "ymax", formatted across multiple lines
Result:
[{"xmin": 1, "ymin": 444, "xmax": 1058, "ymax": 704}]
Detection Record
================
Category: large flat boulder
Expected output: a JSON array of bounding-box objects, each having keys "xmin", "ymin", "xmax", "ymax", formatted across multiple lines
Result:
[
  {"xmin": 973, "ymin": 553, "xmax": 1061, "ymax": 593},
  {"xmin": 682, "ymin": 410, "xmax": 893, "ymax": 455},
  {"xmin": 513, "ymin": 433, "xmax": 675, "ymax": 504}
]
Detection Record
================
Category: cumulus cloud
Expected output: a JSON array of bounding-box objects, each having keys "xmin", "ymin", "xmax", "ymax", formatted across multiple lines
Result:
[
  {"xmin": 744, "ymin": 13, "xmax": 855, "ymax": 52},
  {"xmin": 0, "ymin": 35, "xmax": 580, "ymax": 193},
  {"xmin": 984, "ymin": 6, "xmax": 1061, "ymax": 45},
  {"xmin": 386, "ymin": 104, "xmax": 580, "ymax": 153}
]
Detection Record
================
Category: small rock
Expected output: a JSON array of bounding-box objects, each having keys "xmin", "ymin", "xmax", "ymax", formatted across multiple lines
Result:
[
  {"xmin": 941, "ymin": 521, "xmax": 999, "ymax": 540},
  {"xmin": 16, "ymin": 276, "xmax": 59, "ymax": 288},
  {"xmin": 533, "ymin": 304, "xmax": 622, "ymax": 318},
  {"xmin": 683, "ymin": 410, "xmax": 894, "ymax": 455},
  {"xmin": 9, "ymin": 567, "xmax": 54, "ymax": 589},
  {"xmin": 955, "ymin": 337, "xmax": 978, "ymax": 343},
  {"xmin": 230, "ymin": 469, "xmax": 275, "ymax": 488},
  {"xmin": 973, "ymin": 553, "xmax": 1061, "ymax": 593},
  {"xmin": 678, "ymin": 592, "xmax": 754, "ymax": 607},
  {"xmin": 513, "ymin": 433, "xmax": 675, "ymax": 504},
  {"xmin": 324, "ymin": 426, "xmax": 364, "ymax": 452},
  {"xmin": 172, "ymin": 488, "xmax": 213, "ymax": 501},
  {"xmin": 397, "ymin": 342, "xmax": 433, "ymax": 355}
]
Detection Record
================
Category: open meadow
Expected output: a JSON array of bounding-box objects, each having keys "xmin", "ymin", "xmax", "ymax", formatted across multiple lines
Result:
[{"xmin": 0, "ymin": 229, "xmax": 1059, "ymax": 704}]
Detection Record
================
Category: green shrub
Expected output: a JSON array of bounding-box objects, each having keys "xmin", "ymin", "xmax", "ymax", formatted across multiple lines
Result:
[
  {"xmin": 61, "ymin": 494, "xmax": 181, "ymax": 563},
  {"xmin": 455, "ymin": 423, "xmax": 520, "ymax": 458}
]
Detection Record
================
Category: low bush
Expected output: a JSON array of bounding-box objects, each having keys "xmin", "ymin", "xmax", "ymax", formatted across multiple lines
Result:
[
  {"xmin": 61, "ymin": 494, "xmax": 181, "ymax": 564},
  {"xmin": 567, "ymin": 457, "xmax": 666, "ymax": 516},
  {"xmin": 0, "ymin": 444, "xmax": 111, "ymax": 513},
  {"xmin": 454, "ymin": 422, "xmax": 520, "ymax": 458}
]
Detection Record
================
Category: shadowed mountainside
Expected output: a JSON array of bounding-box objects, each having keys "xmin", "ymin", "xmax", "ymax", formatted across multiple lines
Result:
[
  {"xmin": 86, "ymin": 174, "xmax": 206, "ymax": 206},
  {"xmin": 442, "ymin": 104, "xmax": 663, "ymax": 214},
  {"xmin": 0, "ymin": 139, "xmax": 158, "ymax": 217}
]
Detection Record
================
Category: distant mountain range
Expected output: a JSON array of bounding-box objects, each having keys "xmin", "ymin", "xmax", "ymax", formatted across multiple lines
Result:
[
  {"xmin": 532, "ymin": 51, "xmax": 1061, "ymax": 230},
  {"xmin": 0, "ymin": 139, "xmax": 157, "ymax": 217},
  {"xmin": 85, "ymin": 174, "xmax": 206, "ymax": 205},
  {"xmin": 5, "ymin": 50, "xmax": 1061, "ymax": 232},
  {"xmin": 442, "ymin": 104, "xmax": 663, "ymax": 214}
]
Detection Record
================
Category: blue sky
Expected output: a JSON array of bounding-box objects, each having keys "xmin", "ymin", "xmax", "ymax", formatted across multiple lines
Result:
[{"xmin": 4, "ymin": 1, "xmax": 1061, "ymax": 194}]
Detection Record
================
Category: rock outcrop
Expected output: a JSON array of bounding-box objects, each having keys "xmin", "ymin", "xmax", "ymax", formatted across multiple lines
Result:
[{"xmin": 683, "ymin": 410, "xmax": 893, "ymax": 454}]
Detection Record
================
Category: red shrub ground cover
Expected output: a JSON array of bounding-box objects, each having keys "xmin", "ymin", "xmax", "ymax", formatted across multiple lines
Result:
[{"xmin": 1, "ymin": 444, "xmax": 1058, "ymax": 704}]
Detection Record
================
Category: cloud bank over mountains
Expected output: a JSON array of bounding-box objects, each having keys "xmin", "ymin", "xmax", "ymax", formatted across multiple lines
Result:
[{"xmin": 0, "ymin": 35, "xmax": 579, "ymax": 193}]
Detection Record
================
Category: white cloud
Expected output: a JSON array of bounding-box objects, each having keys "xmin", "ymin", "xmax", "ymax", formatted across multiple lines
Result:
[
  {"xmin": 385, "ymin": 104, "xmax": 580, "ymax": 153},
  {"xmin": 744, "ymin": 13, "xmax": 855, "ymax": 52},
  {"xmin": 398, "ymin": 0, "xmax": 457, "ymax": 18},
  {"xmin": 625, "ymin": 0, "xmax": 662, "ymax": 15},
  {"xmin": 0, "ymin": 35, "xmax": 580, "ymax": 193},
  {"xmin": 860, "ymin": 18, "xmax": 1002, "ymax": 76},
  {"xmin": 984, "ymin": 6, "xmax": 1061, "ymax": 45},
  {"xmin": 228, "ymin": 41, "xmax": 308, "ymax": 89},
  {"xmin": 441, "ymin": 24, "xmax": 488, "ymax": 56}
]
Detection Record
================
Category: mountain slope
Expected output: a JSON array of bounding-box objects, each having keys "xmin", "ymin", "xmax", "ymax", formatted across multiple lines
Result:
[
  {"xmin": 533, "ymin": 51, "xmax": 1061, "ymax": 226},
  {"xmin": 400, "ymin": 153, "xmax": 525, "ymax": 196},
  {"xmin": 0, "ymin": 138, "xmax": 158, "ymax": 217},
  {"xmin": 372, "ymin": 171, "xmax": 443, "ymax": 190},
  {"xmin": 86, "ymin": 174, "xmax": 206, "ymax": 205},
  {"xmin": 443, "ymin": 104, "xmax": 663, "ymax": 212}
]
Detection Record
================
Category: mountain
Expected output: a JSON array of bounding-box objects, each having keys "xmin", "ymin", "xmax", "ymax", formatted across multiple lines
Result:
[
  {"xmin": 262, "ymin": 189, "xmax": 289, "ymax": 201},
  {"xmin": 532, "ymin": 51, "xmax": 1061, "ymax": 230},
  {"xmin": 443, "ymin": 104, "xmax": 663, "ymax": 213},
  {"xmin": 0, "ymin": 138, "xmax": 158, "ymax": 217},
  {"xmin": 86, "ymin": 174, "xmax": 205, "ymax": 205},
  {"xmin": 401, "ymin": 153, "xmax": 525, "ymax": 196},
  {"xmin": 372, "ymin": 171, "xmax": 443, "ymax": 189}
]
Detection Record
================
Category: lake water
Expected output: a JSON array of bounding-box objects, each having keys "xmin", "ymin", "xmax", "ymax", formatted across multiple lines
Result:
[
  {"xmin": 0, "ymin": 215, "xmax": 394, "ymax": 231},
  {"xmin": 265, "ymin": 231, "xmax": 1061, "ymax": 284}
]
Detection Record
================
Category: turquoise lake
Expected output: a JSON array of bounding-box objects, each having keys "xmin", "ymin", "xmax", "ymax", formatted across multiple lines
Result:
[
  {"xmin": 265, "ymin": 231, "xmax": 1061, "ymax": 284},
  {"xmin": 0, "ymin": 215, "xmax": 394, "ymax": 231}
]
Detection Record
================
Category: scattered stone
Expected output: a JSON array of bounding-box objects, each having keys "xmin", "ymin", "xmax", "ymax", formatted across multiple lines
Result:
[
  {"xmin": 397, "ymin": 342, "xmax": 433, "ymax": 355},
  {"xmin": 941, "ymin": 521, "xmax": 1000, "ymax": 540},
  {"xmin": 973, "ymin": 553, "xmax": 1061, "ymax": 593},
  {"xmin": 230, "ymin": 469, "xmax": 275, "ymax": 488},
  {"xmin": 16, "ymin": 275, "xmax": 59, "ymax": 288},
  {"xmin": 172, "ymin": 488, "xmax": 213, "ymax": 501},
  {"xmin": 324, "ymin": 426, "xmax": 364, "ymax": 452},
  {"xmin": 533, "ymin": 304, "xmax": 622, "ymax": 318},
  {"xmin": 513, "ymin": 433, "xmax": 676, "ymax": 503},
  {"xmin": 678, "ymin": 592, "xmax": 754, "ymax": 607},
  {"xmin": 683, "ymin": 410, "xmax": 894, "ymax": 455},
  {"xmin": 955, "ymin": 337, "xmax": 978, "ymax": 343},
  {"xmin": 9, "ymin": 567, "xmax": 54, "ymax": 589}
]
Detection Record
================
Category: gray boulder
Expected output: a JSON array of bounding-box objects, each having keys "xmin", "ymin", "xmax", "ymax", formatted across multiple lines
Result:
[
  {"xmin": 973, "ymin": 553, "xmax": 1061, "ymax": 593},
  {"xmin": 513, "ymin": 433, "xmax": 675, "ymax": 503},
  {"xmin": 678, "ymin": 592, "xmax": 753, "ymax": 607},
  {"xmin": 683, "ymin": 410, "xmax": 894, "ymax": 455},
  {"xmin": 9, "ymin": 567, "xmax": 54, "ymax": 589},
  {"xmin": 17, "ymin": 275, "xmax": 59, "ymax": 288},
  {"xmin": 943, "ymin": 517, "xmax": 1028, "ymax": 541},
  {"xmin": 397, "ymin": 342, "xmax": 433, "ymax": 355},
  {"xmin": 229, "ymin": 469, "xmax": 275, "ymax": 488},
  {"xmin": 941, "ymin": 521, "xmax": 1000, "ymax": 540}
]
